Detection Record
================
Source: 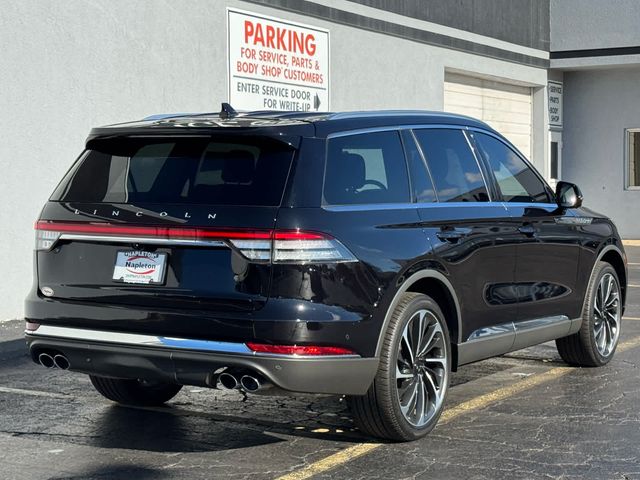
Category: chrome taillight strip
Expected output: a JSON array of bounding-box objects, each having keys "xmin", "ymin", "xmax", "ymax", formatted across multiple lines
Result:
[{"xmin": 59, "ymin": 233, "xmax": 227, "ymax": 248}]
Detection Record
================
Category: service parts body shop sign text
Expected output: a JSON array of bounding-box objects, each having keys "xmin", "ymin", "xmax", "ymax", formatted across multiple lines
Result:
[{"xmin": 228, "ymin": 9, "xmax": 329, "ymax": 112}]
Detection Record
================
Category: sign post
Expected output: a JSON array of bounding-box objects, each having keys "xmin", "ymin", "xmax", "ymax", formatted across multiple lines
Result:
[{"xmin": 227, "ymin": 8, "xmax": 330, "ymax": 112}]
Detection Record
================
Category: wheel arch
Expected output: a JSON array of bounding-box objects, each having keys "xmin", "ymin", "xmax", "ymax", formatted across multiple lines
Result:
[
  {"xmin": 375, "ymin": 270, "xmax": 462, "ymax": 361},
  {"xmin": 599, "ymin": 245, "xmax": 627, "ymax": 311}
]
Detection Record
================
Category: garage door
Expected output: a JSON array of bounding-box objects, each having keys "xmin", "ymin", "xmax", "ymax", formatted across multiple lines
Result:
[{"xmin": 444, "ymin": 73, "xmax": 532, "ymax": 159}]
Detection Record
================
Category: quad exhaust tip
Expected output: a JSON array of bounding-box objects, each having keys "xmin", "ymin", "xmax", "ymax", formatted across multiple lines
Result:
[
  {"xmin": 37, "ymin": 352, "xmax": 70, "ymax": 370},
  {"xmin": 217, "ymin": 372, "xmax": 239, "ymax": 390},
  {"xmin": 240, "ymin": 375, "xmax": 261, "ymax": 392},
  {"xmin": 38, "ymin": 353, "xmax": 55, "ymax": 369},
  {"xmin": 53, "ymin": 354, "xmax": 70, "ymax": 370},
  {"xmin": 216, "ymin": 371, "xmax": 265, "ymax": 392}
]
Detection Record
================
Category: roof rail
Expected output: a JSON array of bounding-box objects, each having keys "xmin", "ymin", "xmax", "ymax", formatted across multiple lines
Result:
[
  {"xmin": 327, "ymin": 110, "xmax": 475, "ymax": 121},
  {"xmin": 142, "ymin": 113, "xmax": 196, "ymax": 121}
]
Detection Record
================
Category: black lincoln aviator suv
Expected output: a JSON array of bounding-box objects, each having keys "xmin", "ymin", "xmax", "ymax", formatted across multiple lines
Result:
[{"xmin": 26, "ymin": 107, "xmax": 627, "ymax": 441}]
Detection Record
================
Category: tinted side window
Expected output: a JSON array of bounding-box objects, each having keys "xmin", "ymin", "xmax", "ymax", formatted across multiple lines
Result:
[
  {"xmin": 324, "ymin": 131, "xmax": 410, "ymax": 205},
  {"xmin": 414, "ymin": 129, "xmax": 489, "ymax": 202},
  {"xmin": 474, "ymin": 133, "xmax": 551, "ymax": 203}
]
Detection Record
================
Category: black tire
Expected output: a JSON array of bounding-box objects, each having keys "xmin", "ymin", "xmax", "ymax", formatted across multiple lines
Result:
[
  {"xmin": 348, "ymin": 292, "xmax": 451, "ymax": 442},
  {"xmin": 90, "ymin": 375, "xmax": 183, "ymax": 406},
  {"xmin": 556, "ymin": 261, "xmax": 622, "ymax": 367}
]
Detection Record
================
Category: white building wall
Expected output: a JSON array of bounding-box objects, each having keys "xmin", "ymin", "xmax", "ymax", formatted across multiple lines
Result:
[
  {"xmin": 0, "ymin": 0, "xmax": 549, "ymax": 320},
  {"xmin": 561, "ymin": 67, "xmax": 640, "ymax": 239}
]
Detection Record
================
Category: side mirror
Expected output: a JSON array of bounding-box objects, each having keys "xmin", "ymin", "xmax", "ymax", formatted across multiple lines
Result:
[{"xmin": 556, "ymin": 181, "xmax": 583, "ymax": 209}]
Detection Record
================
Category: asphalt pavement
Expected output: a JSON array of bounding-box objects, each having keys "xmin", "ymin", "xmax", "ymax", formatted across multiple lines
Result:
[{"xmin": 1, "ymin": 246, "xmax": 639, "ymax": 480}]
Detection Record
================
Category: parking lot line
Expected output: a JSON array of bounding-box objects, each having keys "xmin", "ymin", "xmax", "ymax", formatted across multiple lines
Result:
[
  {"xmin": 275, "ymin": 335, "xmax": 640, "ymax": 480},
  {"xmin": 0, "ymin": 386, "xmax": 70, "ymax": 399}
]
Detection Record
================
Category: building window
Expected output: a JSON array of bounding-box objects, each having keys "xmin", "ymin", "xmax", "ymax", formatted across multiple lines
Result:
[
  {"xmin": 550, "ymin": 141, "xmax": 559, "ymax": 180},
  {"xmin": 627, "ymin": 129, "xmax": 640, "ymax": 189}
]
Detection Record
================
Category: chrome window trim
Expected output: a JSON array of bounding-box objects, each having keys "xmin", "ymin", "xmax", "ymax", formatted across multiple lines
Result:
[
  {"xmin": 26, "ymin": 325, "xmax": 360, "ymax": 359},
  {"xmin": 503, "ymin": 202, "xmax": 559, "ymax": 208},
  {"xmin": 325, "ymin": 123, "xmax": 472, "ymax": 140},
  {"xmin": 58, "ymin": 234, "xmax": 228, "ymax": 248},
  {"xmin": 322, "ymin": 201, "xmax": 509, "ymax": 212},
  {"xmin": 322, "ymin": 202, "xmax": 418, "ymax": 212}
]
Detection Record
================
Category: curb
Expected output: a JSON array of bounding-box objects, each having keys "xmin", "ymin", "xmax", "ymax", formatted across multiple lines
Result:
[{"xmin": 623, "ymin": 240, "xmax": 640, "ymax": 247}]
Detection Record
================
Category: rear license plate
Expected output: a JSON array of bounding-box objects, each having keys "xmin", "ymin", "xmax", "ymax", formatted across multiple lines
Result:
[{"xmin": 112, "ymin": 251, "xmax": 168, "ymax": 285}]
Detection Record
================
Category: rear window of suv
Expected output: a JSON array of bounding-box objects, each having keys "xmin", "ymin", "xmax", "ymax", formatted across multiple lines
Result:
[{"xmin": 51, "ymin": 136, "xmax": 295, "ymax": 206}]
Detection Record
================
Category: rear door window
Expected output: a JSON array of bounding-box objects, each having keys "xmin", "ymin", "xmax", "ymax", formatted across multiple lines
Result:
[
  {"xmin": 414, "ymin": 129, "xmax": 490, "ymax": 202},
  {"xmin": 401, "ymin": 130, "xmax": 437, "ymax": 203},
  {"xmin": 323, "ymin": 131, "xmax": 410, "ymax": 205},
  {"xmin": 473, "ymin": 132, "xmax": 552, "ymax": 203},
  {"xmin": 52, "ymin": 137, "xmax": 295, "ymax": 206}
]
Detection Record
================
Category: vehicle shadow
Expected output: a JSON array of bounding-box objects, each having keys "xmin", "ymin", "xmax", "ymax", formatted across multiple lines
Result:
[
  {"xmin": 88, "ymin": 405, "xmax": 285, "ymax": 452},
  {"xmin": 48, "ymin": 464, "xmax": 168, "ymax": 480},
  {"xmin": 86, "ymin": 393, "xmax": 371, "ymax": 453}
]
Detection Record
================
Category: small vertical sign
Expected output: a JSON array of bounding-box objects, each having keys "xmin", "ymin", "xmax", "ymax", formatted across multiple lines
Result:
[
  {"xmin": 227, "ymin": 8, "xmax": 330, "ymax": 112},
  {"xmin": 548, "ymin": 81, "xmax": 563, "ymax": 128}
]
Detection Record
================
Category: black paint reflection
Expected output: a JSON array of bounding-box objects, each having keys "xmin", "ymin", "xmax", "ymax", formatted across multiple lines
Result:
[{"xmin": 486, "ymin": 282, "xmax": 570, "ymax": 305}]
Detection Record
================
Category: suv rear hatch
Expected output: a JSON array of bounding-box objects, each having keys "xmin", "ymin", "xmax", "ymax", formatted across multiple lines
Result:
[{"xmin": 36, "ymin": 134, "xmax": 296, "ymax": 313}]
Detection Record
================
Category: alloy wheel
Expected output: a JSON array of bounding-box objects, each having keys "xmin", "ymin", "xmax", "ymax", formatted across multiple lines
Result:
[
  {"xmin": 593, "ymin": 272, "xmax": 621, "ymax": 357},
  {"xmin": 395, "ymin": 309, "xmax": 448, "ymax": 427}
]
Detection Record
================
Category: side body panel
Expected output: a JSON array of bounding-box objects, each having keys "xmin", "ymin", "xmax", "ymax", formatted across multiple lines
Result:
[{"xmin": 421, "ymin": 204, "xmax": 519, "ymax": 340}]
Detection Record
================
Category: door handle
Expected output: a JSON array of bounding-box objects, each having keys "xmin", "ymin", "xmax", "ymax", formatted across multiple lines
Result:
[
  {"xmin": 436, "ymin": 227, "xmax": 471, "ymax": 243},
  {"xmin": 518, "ymin": 224, "xmax": 536, "ymax": 237}
]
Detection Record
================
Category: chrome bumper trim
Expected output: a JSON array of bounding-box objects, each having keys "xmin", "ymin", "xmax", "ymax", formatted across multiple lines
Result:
[
  {"xmin": 26, "ymin": 325, "xmax": 360, "ymax": 359},
  {"xmin": 28, "ymin": 325, "xmax": 252, "ymax": 354}
]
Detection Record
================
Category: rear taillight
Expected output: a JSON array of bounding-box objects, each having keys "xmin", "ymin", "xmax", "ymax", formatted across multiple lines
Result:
[
  {"xmin": 246, "ymin": 342, "xmax": 357, "ymax": 356},
  {"xmin": 35, "ymin": 228, "xmax": 62, "ymax": 251},
  {"xmin": 229, "ymin": 231, "xmax": 356, "ymax": 264},
  {"xmin": 34, "ymin": 221, "xmax": 357, "ymax": 264}
]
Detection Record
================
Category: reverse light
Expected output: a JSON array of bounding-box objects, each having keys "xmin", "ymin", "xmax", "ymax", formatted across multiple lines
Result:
[
  {"xmin": 246, "ymin": 343, "xmax": 357, "ymax": 356},
  {"xmin": 25, "ymin": 321, "xmax": 41, "ymax": 332},
  {"xmin": 272, "ymin": 232, "xmax": 355, "ymax": 263}
]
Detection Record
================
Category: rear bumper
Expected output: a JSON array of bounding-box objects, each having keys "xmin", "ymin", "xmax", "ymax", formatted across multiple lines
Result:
[
  {"xmin": 24, "ymin": 294, "xmax": 376, "ymax": 356},
  {"xmin": 25, "ymin": 326, "xmax": 379, "ymax": 395}
]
